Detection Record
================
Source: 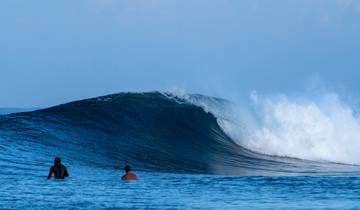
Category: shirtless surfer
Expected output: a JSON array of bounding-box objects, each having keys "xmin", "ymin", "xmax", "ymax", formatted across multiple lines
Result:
[{"xmin": 121, "ymin": 165, "xmax": 138, "ymax": 180}]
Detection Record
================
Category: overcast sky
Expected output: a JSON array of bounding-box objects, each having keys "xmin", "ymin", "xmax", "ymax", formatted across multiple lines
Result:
[{"xmin": 1, "ymin": 0, "xmax": 360, "ymax": 107}]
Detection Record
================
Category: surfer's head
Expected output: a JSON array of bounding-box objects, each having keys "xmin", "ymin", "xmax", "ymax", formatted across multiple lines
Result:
[
  {"xmin": 124, "ymin": 165, "xmax": 131, "ymax": 173},
  {"xmin": 54, "ymin": 157, "xmax": 61, "ymax": 165}
]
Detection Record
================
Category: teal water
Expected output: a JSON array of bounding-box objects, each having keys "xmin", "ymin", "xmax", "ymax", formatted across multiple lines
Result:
[
  {"xmin": 1, "ymin": 93, "xmax": 360, "ymax": 209},
  {"xmin": 1, "ymin": 166, "xmax": 360, "ymax": 209}
]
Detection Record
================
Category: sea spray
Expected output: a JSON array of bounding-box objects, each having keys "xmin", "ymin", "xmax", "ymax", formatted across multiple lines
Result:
[
  {"xmin": 183, "ymin": 91, "xmax": 360, "ymax": 165},
  {"xmin": 244, "ymin": 92, "xmax": 360, "ymax": 165}
]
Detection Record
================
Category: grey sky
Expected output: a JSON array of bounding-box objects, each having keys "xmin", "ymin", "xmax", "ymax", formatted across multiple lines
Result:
[{"xmin": 1, "ymin": 0, "xmax": 360, "ymax": 107}]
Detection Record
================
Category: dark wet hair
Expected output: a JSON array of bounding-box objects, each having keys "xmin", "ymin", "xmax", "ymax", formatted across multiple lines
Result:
[
  {"xmin": 54, "ymin": 157, "xmax": 61, "ymax": 165},
  {"xmin": 124, "ymin": 165, "xmax": 131, "ymax": 172}
]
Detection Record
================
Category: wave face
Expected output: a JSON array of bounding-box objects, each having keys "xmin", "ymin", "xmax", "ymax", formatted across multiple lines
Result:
[{"xmin": 0, "ymin": 92, "xmax": 358, "ymax": 175}]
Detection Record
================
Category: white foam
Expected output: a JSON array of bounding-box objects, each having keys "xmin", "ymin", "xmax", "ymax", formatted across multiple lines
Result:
[
  {"xmin": 174, "ymin": 91, "xmax": 360, "ymax": 165},
  {"xmin": 223, "ymin": 92, "xmax": 360, "ymax": 165}
]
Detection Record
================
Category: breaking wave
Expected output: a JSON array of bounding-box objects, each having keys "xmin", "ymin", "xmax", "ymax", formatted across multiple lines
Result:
[{"xmin": 0, "ymin": 92, "xmax": 359, "ymax": 176}]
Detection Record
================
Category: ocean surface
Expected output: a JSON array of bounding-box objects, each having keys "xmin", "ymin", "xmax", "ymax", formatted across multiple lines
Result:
[
  {"xmin": 1, "ymin": 169, "xmax": 360, "ymax": 209},
  {"xmin": 1, "ymin": 92, "xmax": 360, "ymax": 209}
]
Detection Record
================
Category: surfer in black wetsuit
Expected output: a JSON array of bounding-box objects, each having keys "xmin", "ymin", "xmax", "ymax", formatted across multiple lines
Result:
[{"xmin": 47, "ymin": 157, "xmax": 69, "ymax": 179}]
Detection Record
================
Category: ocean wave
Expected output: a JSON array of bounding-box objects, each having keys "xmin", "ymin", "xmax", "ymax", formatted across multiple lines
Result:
[{"xmin": 0, "ymin": 92, "xmax": 358, "ymax": 175}]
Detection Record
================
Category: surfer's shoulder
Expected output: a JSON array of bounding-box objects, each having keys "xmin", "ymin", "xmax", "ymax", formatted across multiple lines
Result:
[{"xmin": 121, "ymin": 172, "xmax": 138, "ymax": 180}]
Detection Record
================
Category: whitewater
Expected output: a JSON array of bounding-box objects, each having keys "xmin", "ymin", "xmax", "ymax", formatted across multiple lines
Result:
[
  {"xmin": 177, "ymin": 91, "xmax": 360, "ymax": 165},
  {"xmin": 1, "ymin": 91, "xmax": 360, "ymax": 209}
]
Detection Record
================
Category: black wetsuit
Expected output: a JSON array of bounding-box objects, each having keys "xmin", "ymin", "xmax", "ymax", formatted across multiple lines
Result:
[{"xmin": 48, "ymin": 164, "xmax": 69, "ymax": 179}]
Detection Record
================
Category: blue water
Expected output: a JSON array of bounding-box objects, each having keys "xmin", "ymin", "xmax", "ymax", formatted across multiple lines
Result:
[
  {"xmin": 1, "ymin": 166, "xmax": 360, "ymax": 209},
  {"xmin": 1, "ymin": 92, "xmax": 360, "ymax": 209}
]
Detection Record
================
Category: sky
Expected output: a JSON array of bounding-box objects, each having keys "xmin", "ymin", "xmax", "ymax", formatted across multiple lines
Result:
[{"xmin": 1, "ymin": 0, "xmax": 360, "ymax": 107}]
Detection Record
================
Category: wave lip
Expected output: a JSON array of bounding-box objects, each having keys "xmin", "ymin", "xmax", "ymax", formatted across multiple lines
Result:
[{"xmin": 0, "ymin": 92, "xmax": 359, "ymax": 175}]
